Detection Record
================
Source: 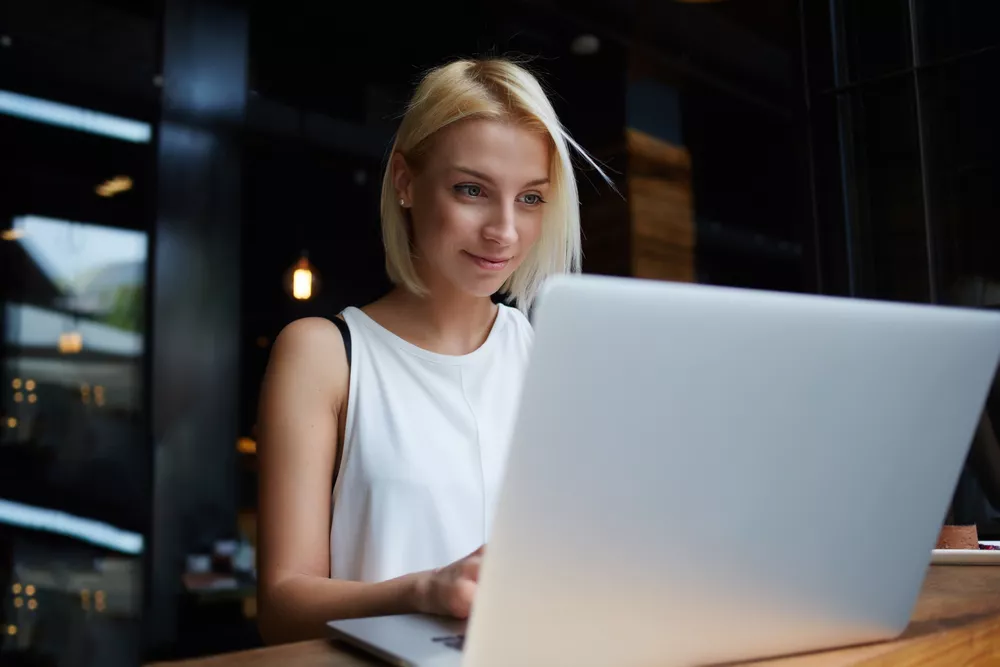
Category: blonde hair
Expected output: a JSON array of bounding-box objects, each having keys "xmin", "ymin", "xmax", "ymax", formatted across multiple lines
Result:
[{"xmin": 380, "ymin": 58, "xmax": 608, "ymax": 311}]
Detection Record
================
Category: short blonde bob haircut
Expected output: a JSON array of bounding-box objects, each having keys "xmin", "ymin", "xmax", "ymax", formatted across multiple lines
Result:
[{"xmin": 380, "ymin": 58, "xmax": 607, "ymax": 311}]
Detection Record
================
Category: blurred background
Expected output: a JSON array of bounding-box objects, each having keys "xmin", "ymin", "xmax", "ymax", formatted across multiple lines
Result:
[{"xmin": 1, "ymin": 0, "xmax": 999, "ymax": 664}]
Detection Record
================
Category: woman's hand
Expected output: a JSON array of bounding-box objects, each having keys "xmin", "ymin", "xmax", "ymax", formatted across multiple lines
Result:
[{"xmin": 412, "ymin": 546, "xmax": 485, "ymax": 619}]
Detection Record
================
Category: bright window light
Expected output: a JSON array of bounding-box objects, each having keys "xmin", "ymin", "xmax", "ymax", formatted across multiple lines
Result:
[
  {"xmin": 0, "ymin": 498, "xmax": 144, "ymax": 555},
  {"xmin": 0, "ymin": 90, "xmax": 152, "ymax": 143}
]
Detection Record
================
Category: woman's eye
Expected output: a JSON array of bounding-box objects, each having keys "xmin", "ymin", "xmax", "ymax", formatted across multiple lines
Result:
[
  {"xmin": 455, "ymin": 184, "xmax": 483, "ymax": 198},
  {"xmin": 519, "ymin": 193, "xmax": 545, "ymax": 206}
]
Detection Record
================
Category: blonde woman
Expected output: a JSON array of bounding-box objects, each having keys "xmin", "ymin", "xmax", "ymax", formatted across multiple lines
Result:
[{"xmin": 256, "ymin": 58, "xmax": 606, "ymax": 644}]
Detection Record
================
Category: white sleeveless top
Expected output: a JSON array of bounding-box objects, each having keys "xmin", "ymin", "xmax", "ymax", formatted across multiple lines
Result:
[{"xmin": 330, "ymin": 304, "xmax": 533, "ymax": 582}]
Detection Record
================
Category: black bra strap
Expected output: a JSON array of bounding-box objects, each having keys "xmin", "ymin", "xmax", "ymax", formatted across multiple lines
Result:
[
  {"xmin": 330, "ymin": 316, "xmax": 351, "ymax": 488},
  {"xmin": 331, "ymin": 316, "xmax": 351, "ymax": 367}
]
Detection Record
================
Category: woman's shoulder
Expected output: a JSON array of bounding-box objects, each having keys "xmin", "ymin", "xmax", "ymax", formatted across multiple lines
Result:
[
  {"xmin": 275, "ymin": 316, "xmax": 346, "ymax": 346},
  {"xmin": 269, "ymin": 317, "xmax": 349, "ymax": 378},
  {"xmin": 258, "ymin": 317, "xmax": 349, "ymax": 438}
]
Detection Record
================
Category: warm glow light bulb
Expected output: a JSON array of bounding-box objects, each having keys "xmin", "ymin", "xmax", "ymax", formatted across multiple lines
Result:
[
  {"xmin": 287, "ymin": 255, "xmax": 318, "ymax": 301},
  {"xmin": 292, "ymin": 266, "xmax": 313, "ymax": 300}
]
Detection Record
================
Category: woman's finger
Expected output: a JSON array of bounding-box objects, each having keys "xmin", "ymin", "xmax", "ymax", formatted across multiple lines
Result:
[
  {"xmin": 461, "ymin": 556, "xmax": 482, "ymax": 581},
  {"xmin": 451, "ymin": 578, "xmax": 478, "ymax": 619}
]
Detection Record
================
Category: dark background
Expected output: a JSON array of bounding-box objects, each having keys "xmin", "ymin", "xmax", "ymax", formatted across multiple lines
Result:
[{"xmin": 1, "ymin": 0, "xmax": 999, "ymax": 664}]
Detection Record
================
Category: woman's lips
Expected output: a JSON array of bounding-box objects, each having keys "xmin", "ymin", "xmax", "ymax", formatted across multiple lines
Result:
[{"xmin": 465, "ymin": 251, "xmax": 510, "ymax": 271}]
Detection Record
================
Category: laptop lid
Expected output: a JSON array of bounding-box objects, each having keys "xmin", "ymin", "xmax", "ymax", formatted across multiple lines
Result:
[{"xmin": 464, "ymin": 274, "xmax": 1000, "ymax": 667}]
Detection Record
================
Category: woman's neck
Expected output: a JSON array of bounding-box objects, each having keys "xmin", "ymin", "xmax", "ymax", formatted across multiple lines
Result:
[{"xmin": 370, "ymin": 286, "xmax": 499, "ymax": 356}]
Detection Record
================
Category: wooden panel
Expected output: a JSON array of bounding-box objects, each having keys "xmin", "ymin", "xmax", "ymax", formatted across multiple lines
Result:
[
  {"xmin": 580, "ymin": 141, "xmax": 632, "ymax": 277},
  {"xmin": 627, "ymin": 127, "xmax": 692, "ymax": 172},
  {"xmin": 631, "ymin": 176, "xmax": 695, "ymax": 249},
  {"xmin": 635, "ymin": 246, "xmax": 696, "ymax": 283},
  {"xmin": 627, "ymin": 128, "xmax": 695, "ymax": 282}
]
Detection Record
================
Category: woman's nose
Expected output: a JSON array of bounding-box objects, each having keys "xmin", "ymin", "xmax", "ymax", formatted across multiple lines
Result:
[{"xmin": 483, "ymin": 202, "xmax": 518, "ymax": 246}]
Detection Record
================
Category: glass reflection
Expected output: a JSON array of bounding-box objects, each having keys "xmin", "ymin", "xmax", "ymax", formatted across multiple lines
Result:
[
  {"xmin": 1, "ymin": 529, "xmax": 142, "ymax": 665},
  {"xmin": 2, "ymin": 214, "xmax": 147, "ymax": 531},
  {"xmin": 2, "ymin": 214, "xmax": 147, "ymax": 666},
  {"xmin": 0, "ymin": 90, "xmax": 152, "ymax": 143}
]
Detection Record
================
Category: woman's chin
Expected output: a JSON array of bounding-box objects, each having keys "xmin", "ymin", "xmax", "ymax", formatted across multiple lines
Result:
[
  {"xmin": 468, "ymin": 283, "xmax": 507, "ymax": 299},
  {"xmin": 458, "ymin": 274, "xmax": 511, "ymax": 299}
]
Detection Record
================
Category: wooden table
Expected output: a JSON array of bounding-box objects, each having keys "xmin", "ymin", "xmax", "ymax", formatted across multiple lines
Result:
[{"xmin": 150, "ymin": 566, "xmax": 1000, "ymax": 667}]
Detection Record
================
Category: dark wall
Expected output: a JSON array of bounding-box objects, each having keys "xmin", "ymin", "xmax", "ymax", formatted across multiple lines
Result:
[
  {"xmin": 236, "ymin": 139, "xmax": 391, "ymax": 457},
  {"xmin": 803, "ymin": 0, "xmax": 1000, "ymax": 306},
  {"xmin": 145, "ymin": 0, "xmax": 247, "ymax": 652},
  {"xmin": 622, "ymin": 0, "xmax": 811, "ymax": 293},
  {"xmin": 803, "ymin": 0, "xmax": 1000, "ymax": 535}
]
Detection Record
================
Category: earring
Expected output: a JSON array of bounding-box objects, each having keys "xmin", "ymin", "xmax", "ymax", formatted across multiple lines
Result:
[{"xmin": 399, "ymin": 198, "xmax": 406, "ymax": 208}]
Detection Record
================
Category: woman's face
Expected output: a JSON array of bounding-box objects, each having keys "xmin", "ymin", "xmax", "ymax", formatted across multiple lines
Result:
[{"xmin": 394, "ymin": 118, "xmax": 551, "ymax": 298}]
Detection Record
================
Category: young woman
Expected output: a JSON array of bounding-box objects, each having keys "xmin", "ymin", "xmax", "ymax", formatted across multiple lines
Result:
[{"xmin": 256, "ymin": 58, "xmax": 605, "ymax": 644}]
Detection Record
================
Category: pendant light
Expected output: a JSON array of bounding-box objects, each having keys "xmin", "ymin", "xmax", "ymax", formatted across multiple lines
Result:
[{"xmin": 286, "ymin": 251, "xmax": 318, "ymax": 301}]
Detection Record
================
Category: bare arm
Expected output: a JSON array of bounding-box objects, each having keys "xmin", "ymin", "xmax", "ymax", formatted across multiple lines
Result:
[
  {"xmin": 256, "ymin": 318, "xmax": 419, "ymax": 644},
  {"xmin": 256, "ymin": 318, "xmax": 482, "ymax": 644}
]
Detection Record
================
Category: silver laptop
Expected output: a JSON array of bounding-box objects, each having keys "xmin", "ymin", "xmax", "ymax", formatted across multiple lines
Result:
[{"xmin": 328, "ymin": 274, "xmax": 1000, "ymax": 667}]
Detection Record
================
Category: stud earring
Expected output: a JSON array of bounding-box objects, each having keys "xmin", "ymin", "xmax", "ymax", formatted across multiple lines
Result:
[{"xmin": 399, "ymin": 198, "xmax": 406, "ymax": 207}]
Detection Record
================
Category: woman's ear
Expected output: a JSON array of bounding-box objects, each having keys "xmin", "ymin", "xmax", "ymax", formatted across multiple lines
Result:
[{"xmin": 391, "ymin": 152, "xmax": 414, "ymax": 207}]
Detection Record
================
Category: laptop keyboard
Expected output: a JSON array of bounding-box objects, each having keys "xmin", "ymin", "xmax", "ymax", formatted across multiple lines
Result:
[{"xmin": 432, "ymin": 635, "xmax": 465, "ymax": 651}]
